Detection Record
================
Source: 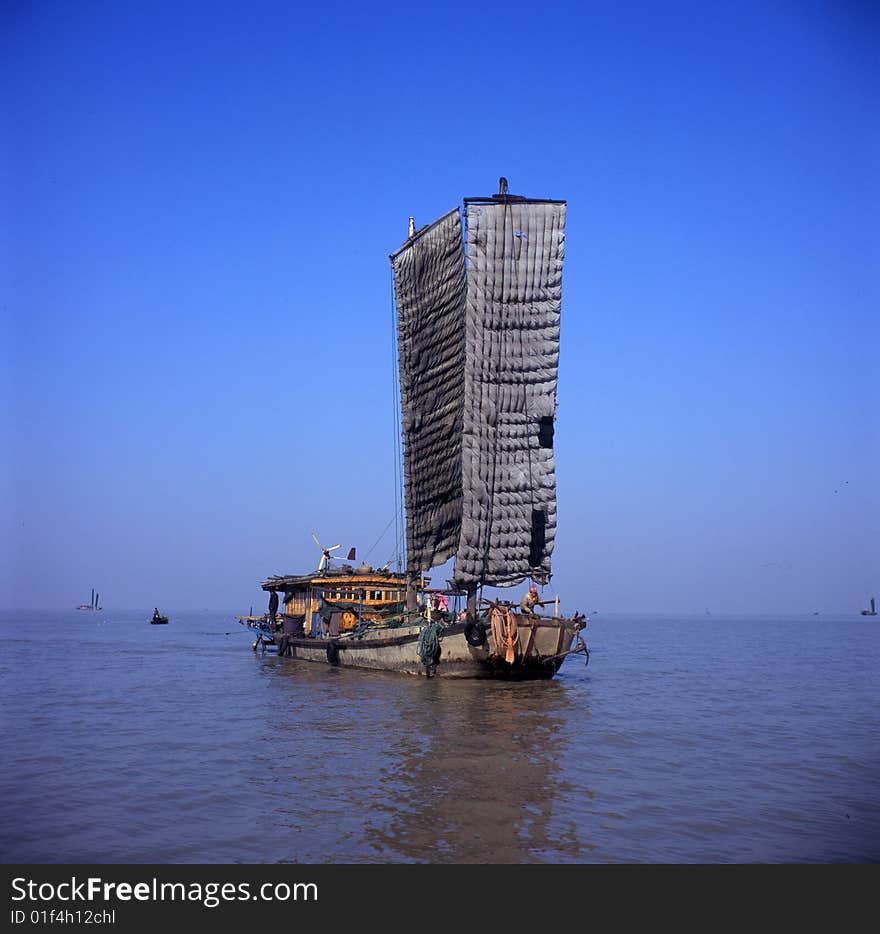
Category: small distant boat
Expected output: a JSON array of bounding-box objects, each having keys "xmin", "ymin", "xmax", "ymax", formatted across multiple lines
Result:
[
  {"xmin": 76, "ymin": 589, "xmax": 101, "ymax": 611},
  {"xmin": 861, "ymin": 597, "xmax": 877, "ymax": 617},
  {"xmin": 151, "ymin": 609, "xmax": 169, "ymax": 625}
]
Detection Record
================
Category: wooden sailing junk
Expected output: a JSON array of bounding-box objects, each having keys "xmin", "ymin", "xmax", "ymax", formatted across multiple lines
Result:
[{"xmin": 250, "ymin": 179, "xmax": 587, "ymax": 678}]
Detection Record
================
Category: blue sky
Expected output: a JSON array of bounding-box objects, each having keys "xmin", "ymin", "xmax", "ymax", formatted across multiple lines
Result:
[{"xmin": 2, "ymin": 0, "xmax": 877, "ymax": 614}]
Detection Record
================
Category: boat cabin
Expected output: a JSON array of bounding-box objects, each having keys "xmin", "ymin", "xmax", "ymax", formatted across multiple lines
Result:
[{"xmin": 262, "ymin": 564, "xmax": 416, "ymax": 637}]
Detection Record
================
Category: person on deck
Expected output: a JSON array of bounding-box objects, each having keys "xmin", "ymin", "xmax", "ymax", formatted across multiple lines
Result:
[
  {"xmin": 519, "ymin": 584, "xmax": 545, "ymax": 616},
  {"xmin": 153, "ymin": 607, "xmax": 160, "ymax": 619}
]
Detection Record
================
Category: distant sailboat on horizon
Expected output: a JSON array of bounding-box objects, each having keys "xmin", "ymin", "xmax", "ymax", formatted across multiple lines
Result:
[
  {"xmin": 76, "ymin": 589, "xmax": 101, "ymax": 611},
  {"xmin": 861, "ymin": 596, "xmax": 877, "ymax": 617}
]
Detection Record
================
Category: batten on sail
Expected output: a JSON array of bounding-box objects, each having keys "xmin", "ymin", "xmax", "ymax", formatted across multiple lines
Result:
[
  {"xmin": 453, "ymin": 196, "xmax": 566, "ymax": 588},
  {"xmin": 391, "ymin": 208, "xmax": 467, "ymax": 575}
]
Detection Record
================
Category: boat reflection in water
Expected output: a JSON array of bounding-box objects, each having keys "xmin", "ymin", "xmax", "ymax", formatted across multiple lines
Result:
[{"xmin": 361, "ymin": 679, "xmax": 588, "ymax": 862}]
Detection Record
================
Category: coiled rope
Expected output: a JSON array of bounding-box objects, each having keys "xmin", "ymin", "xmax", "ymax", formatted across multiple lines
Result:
[{"xmin": 490, "ymin": 605, "xmax": 519, "ymax": 664}]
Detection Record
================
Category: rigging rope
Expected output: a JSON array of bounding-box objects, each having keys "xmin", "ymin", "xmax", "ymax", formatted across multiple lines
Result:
[{"xmin": 364, "ymin": 511, "xmax": 398, "ymax": 562}]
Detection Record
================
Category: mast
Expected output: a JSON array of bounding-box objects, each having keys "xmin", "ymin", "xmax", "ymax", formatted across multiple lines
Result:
[
  {"xmin": 466, "ymin": 584, "xmax": 477, "ymax": 620},
  {"xmin": 405, "ymin": 571, "xmax": 420, "ymax": 612}
]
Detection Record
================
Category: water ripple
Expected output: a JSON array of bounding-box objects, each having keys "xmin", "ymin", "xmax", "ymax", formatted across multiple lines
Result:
[{"xmin": 1, "ymin": 610, "xmax": 878, "ymax": 863}]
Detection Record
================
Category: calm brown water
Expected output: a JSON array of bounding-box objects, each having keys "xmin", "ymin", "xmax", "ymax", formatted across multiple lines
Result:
[{"xmin": 1, "ymin": 609, "xmax": 877, "ymax": 863}]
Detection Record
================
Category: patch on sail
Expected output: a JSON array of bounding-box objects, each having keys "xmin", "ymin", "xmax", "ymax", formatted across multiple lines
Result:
[
  {"xmin": 453, "ymin": 199, "xmax": 566, "ymax": 588},
  {"xmin": 391, "ymin": 208, "xmax": 467, "ymax": 573}
]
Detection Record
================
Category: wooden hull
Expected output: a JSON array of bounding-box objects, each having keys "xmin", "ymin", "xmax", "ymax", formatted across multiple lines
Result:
[{"xmin": 258, "ymin": 615, "xmax": 588, "ymax": 679}]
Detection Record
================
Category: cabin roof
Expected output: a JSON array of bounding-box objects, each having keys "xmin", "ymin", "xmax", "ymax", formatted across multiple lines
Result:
[{"xmin": 262, "ymin": 565, "xmax": 409, "ymax": 593}]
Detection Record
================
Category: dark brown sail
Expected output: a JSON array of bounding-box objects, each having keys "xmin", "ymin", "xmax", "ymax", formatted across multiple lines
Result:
[
  {"xmin": 390, "ymin": 208, "xmax": 467, "ymax": 574},
  {"xmin": 452, "ymin": 194, "xmax": 566, "ymax": 588}
]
